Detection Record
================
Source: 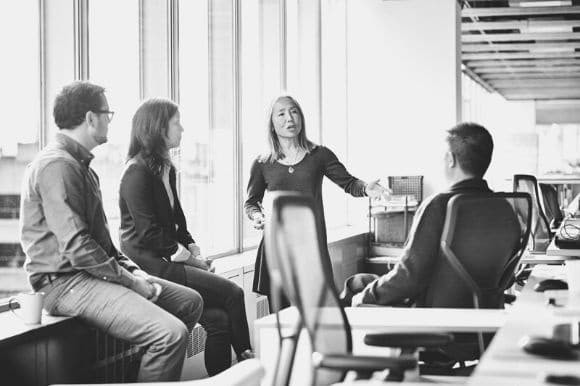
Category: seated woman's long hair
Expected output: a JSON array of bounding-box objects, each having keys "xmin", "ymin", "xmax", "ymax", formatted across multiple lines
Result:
[{"xmin": 127, "ymin": 98, "xmax": 179, "ymax": 176}]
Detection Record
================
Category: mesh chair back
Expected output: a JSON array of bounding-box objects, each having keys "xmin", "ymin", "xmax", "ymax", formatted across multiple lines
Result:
[
  {"xmin": 265, "ymin": 193, "xmax": 351, "ymax": 385},
  {"xmin": 436, "ymin": 192, "xmax": 531, "ymax": 357},
  {"xmin": 540, "ymin": 183, "xmax": 563, "ymax": 226},
  {"xmin": 513, "ymin": 174, "xmax": 551, "ymax": 251}
]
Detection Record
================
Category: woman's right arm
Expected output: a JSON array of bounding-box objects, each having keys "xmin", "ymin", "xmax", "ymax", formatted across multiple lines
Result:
[
  {"xmin": 120, "ymin": 164, "xmax": 180, "ymax": 257},
  {"xmin": 244, "ymin": 159, "xmax": 266, "ymax": 229}
]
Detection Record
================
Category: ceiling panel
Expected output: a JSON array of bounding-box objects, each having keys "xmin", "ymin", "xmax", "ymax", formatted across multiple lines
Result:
[{"xmin": 462, "ymin": 0, "xmax": 580, "ymax": 100}]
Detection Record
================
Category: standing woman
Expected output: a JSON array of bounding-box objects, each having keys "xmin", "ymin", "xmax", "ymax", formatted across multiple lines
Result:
[
  {"xmin": 245, "ymin": 95, "xmax": 387, "ymax": 310},
  {"xmin": 119, "ymin": 98, "xmax": 253, "ymax": 376}
]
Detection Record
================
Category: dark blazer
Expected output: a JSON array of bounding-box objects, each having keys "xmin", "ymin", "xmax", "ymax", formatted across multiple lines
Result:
[{"xmin": 119, "ymin": 154, "xmax": 194, "ymax": 285}]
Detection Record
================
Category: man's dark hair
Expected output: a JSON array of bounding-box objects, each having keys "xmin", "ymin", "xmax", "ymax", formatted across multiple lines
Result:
[
  {"xmin": 53, "ymin": 81, "xmax": 105, "ymax": 130},
  {"xmin": 446, "ymin": 122, "xmax": 493, "ymax": 178}
]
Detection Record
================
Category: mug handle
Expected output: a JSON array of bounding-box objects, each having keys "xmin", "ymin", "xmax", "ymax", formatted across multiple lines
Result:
[{"xmin": 8, "ymin": 297, "xmax": 22, "ymax": 320}]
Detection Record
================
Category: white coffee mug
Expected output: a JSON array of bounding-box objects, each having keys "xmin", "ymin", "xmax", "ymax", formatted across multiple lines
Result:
[
  {"xmin": 8, "ymin": 292, "xmax": 45, "ymax": 325},
  {"xmin": 565, "ymin": 260, "xmax": 580, "ymax": 295}
]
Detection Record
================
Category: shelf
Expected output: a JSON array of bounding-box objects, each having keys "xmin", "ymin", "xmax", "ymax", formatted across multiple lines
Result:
[{"xmin": 370, "ymin": 243, "xmax": 404, "ymax": 256}]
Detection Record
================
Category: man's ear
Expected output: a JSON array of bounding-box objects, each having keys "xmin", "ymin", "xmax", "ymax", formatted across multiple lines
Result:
[
  {"xmin": 85, "ymin": 111, "xmax": 95, "ymax": 127},
  {"xmin": 445, "ymin": 151, "xmax": 456, "ymax": 168}
]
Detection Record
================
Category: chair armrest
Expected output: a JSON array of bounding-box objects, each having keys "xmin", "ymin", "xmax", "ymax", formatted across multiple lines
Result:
[
  {"xmin": 504, "ymin": 293, "xmax": 517, "ymax": 304},
  {"xmin": 311, "ymin": 352, "xmax": 416, "ymax": 372},
  {"xmin": 364, "ymin": 332, "xmax": 454, "ymax": 349}
]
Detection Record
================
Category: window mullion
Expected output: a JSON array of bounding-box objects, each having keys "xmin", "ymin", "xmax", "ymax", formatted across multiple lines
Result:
[
  {"xmin": 234, "ymin": 0, "xmax": 243, "ymax": 252},
  {"xmin": 39, "ymin": 0, "xmax": 47, "ymax": 148},
  {"xmin": 74, "ymin": 0, "xmax": 89, "ymax": 80}
]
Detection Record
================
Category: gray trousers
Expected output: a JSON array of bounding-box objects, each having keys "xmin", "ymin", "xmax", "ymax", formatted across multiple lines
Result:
[{"xmin": 41, "ymin": 271, "xmax": 203, "ymax": 382}]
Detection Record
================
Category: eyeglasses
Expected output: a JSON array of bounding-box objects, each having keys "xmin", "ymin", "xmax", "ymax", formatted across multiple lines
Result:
[{"xmin": 94, "ymin": 110, "xmax": 115, "ymax": 122}]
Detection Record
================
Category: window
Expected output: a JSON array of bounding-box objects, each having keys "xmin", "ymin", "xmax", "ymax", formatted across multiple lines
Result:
[
  {"xmin": 320, "ymin": 0, "xmax": 350, "ymax": 228},
  {"xmin": 0, "ymin": 0, "xmax": 40, "ymax": 297},
  {"xmin": 240, "ymin": 0, "xmax": 283, "ymax": 249},
  {"xmin": 179, "ymin": 0, "xmax": 236, "ymax": 255},
  {"xmin": 89, "ymin": 0, "xmax": 140, "ymax": 245},
  {"xmin": 0, "ymin": 0, "xmax": 357, "ymax": 293}
]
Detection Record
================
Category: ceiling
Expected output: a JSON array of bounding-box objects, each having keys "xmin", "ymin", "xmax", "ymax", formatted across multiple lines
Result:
[{"xmin": 462, "ymin": 0, "xmax": 580, "ymax": 100}]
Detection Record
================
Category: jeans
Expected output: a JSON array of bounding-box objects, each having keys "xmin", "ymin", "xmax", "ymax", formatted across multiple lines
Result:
[
  {"xmin": 182, "ymin": 265, "xmax": 252, "ymax": 375},
  {"xmin": 41, "ymin": 271, "xmax": 203, "ymax": 382}
]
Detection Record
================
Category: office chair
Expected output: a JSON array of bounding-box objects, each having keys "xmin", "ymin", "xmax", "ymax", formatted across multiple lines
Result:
[
  {"xmin": 539, "ymin": 183, "xmax": 564, "ymax": 232},
  {"xmin": 513, "ymin": 174, "xmax": 551, "ymax": 252},
  {"xmin": 434, "ymin": 192, "xmax": 532, "ymax": 361},
  {"xmin": 265, "ymin": 192, "xmax": 452, "ymax": 385}
]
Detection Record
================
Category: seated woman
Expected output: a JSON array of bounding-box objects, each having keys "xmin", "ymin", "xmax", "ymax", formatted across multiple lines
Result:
[{"xmin": 119, "ymin": 98, "xmax": 253, "ymax": 376}]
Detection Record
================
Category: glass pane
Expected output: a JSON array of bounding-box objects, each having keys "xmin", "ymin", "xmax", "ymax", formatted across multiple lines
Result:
[
  {"xmin": 45, "ymin": 0, "xmax": 76, "ymax": 140},
  {"xmin": 286, "ymin": 0, "xmax": 320, "ymax": 143},
  {"xmin": 321, "ymin": 0, "xmax": 349, "ymax": 229},
  {"xmin": 0, "ymin": 0, "xmax": 40, "ymax": 297},
  {"xmin": 179, "ymin": 0, "xmax": 236, "ymax": 255},
  {"xmin": 89, "ymin": 0, "xmax": 140, "ymax": 246},
  {"xmin": 241, "ymin": 0, "xmax": 282, "ymax": 249}
]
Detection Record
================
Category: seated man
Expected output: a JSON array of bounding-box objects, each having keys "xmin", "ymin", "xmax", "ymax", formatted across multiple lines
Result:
[
  {"xmin": 19, "ymin": 81, "xmax": 203, "ymax": 382},
  {"xmin": 346, "ymin": 122, "xmax": 496, "ymax": 362}
]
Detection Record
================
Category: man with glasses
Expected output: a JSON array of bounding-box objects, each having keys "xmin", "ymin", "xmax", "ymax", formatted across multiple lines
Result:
[{"xmin": 19, "ymin": 81, "xmax": 204, "ymax": 381}]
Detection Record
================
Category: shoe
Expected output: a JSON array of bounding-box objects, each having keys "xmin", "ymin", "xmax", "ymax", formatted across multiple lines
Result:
[{"xmin": 237, "ymin": 349, "xmax": 255, "ymax": 362}]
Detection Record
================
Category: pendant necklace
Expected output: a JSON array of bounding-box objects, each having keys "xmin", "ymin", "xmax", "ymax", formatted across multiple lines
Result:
[{"xmin": 286, "ymin": 149, "xmax": 300, "ymax": 174}]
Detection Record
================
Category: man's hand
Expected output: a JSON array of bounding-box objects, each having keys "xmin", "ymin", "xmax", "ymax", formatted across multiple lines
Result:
[
  {"xmin": 131, "ymin": 276, "xmax": 158, "ymax": 302},
  {"xmin": 251, "ymin": 212, "xmax": 265, "ymax": 230},
  {"xmin": 351, "ymin": 292, "xmax": 365, "ymax": 307},
  {"xmin": 133, "ymin": 269, "xmax": 151, "ymax": 282}
]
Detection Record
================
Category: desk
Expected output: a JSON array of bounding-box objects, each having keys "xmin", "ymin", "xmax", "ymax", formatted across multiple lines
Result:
[
  {"xmin": 254, "ymin": 307, "xmax": 508, "ymax": 385},
  {"xmin": 546, "ymin": 238, "xmax": 580, "ymax": 258},
  {"xmin": 537, "ymin": 176, "xmax": 580, "ymax": 185},
  {"xmin": 521, "ymin": 249, "xmax": 575, "ymax": 264},
  {"xmin": 468, "ymin": 265, "xmax": 580, "ymax": 385}
]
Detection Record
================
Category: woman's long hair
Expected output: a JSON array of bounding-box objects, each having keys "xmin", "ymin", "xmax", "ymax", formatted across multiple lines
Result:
[
  {"xmin": 127, "ymin": 98, "xmax": 179, "ymax": 176},
  {"xmin": 262, "ymin": 95, "xmax": 315, "ymax": 163}
]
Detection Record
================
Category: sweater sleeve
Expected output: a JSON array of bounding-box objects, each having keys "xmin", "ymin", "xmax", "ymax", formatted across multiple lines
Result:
[
  {"xmin": 322, "ymin": 147, "xmax": 367, "ymax": 197},
  {"xmin": 244, "ymin": 158, "xmax": 266, "ymax": 220},
  {"xmin": 358, "ymin": 195, "xmax": 446, "ymax": 305}
]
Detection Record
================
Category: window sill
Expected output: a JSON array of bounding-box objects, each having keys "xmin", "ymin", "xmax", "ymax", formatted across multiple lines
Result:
[
  {"xmin": 211, "ymin": 225, "xmax": 368, "ymax": 276},
  {"xmin": 0, "ymin": 311, "xmax": 74, "ymax": 348}
]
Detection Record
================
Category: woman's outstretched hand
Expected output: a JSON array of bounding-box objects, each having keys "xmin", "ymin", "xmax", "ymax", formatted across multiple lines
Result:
[
  {"xmin": 365, "ymin": 179, "xmax": 392, "ymax": 200},
  {"xmin": 252, "ymin": 212, "xmax": 266, "ymax": 230}
]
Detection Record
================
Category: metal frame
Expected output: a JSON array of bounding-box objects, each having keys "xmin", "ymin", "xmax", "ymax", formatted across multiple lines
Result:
[
  {"xmin": 38, "ymin": 0, "xmax": 47, "ymax": 148},
  {"xmin": 73, "ymin": 0, "xmax": 89, "ymax": 80},
  {"xmin": 461, "ymin": 2, "xmax": 580, "ymax": 100}
]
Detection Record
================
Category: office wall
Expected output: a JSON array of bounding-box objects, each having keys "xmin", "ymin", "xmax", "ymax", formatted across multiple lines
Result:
[
  {"xmin": 346, "ymin": 0, "xmax": 461, "ymax": 207},
  {"xmin": 477, "ymin": 96, "xmax": 537, "ymax": 192},
  {"xmin": 536, "ymin": 100, "xmax": 580, "ymax": 125}
]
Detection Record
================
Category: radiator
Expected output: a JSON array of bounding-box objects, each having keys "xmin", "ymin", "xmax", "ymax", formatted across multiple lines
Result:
[
  {"xmin": 187, "ymin": 323, "xmax": 207, "ymax": 358},
  {"xmin": 256, "ymin": 294, "xmax": 270, "ymax": 319},
  {"xmin": 92, "ymin": 328, "xmax": 143, "ymax": 382}
]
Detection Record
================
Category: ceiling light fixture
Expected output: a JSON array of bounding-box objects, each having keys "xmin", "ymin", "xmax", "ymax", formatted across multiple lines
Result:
[{"xmin": 513, "ymin": 1, "xmax": 572, "ymax": 7}]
